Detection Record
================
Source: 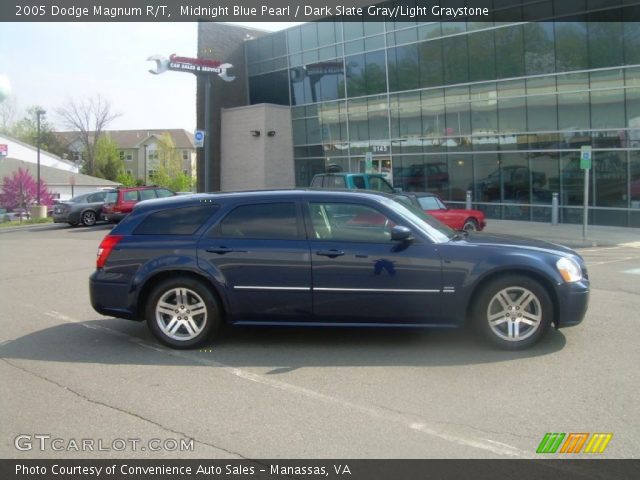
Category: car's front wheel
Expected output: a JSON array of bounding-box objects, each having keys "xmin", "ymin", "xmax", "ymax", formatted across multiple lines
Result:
[
  {"xmin": 81, "ymin": 210, "xmax": 97, "ymax": 226},
  {"xmin": 146, "ymin": 277, "xmax": 221, "ymax": 349},
  {"xmin": 472, "ymin": 275, "xmax": 552, "ymax": 350},
  {"xmin": 462, "ymin": 219, "xmax": 479, "ymax": 232}
]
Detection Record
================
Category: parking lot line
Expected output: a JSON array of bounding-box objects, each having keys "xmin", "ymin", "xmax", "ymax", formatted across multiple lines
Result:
[{"xmin": 42, "ymin": 310, "xmax": 527, "ymax": 458}]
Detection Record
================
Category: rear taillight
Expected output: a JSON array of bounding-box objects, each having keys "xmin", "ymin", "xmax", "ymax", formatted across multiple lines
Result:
[{"xmin": 97, "ymin": 235, "xmax": 123, "ymax": 269}]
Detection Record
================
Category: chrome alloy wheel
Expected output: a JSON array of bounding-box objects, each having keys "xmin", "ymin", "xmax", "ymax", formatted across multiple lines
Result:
[
  {"xmin": 155, "ymin": 288, "xmax": 207, "ymax": 341},
  {"xmin": 486, "ymin": 286, "xmax": 542, "ymax": 342}
]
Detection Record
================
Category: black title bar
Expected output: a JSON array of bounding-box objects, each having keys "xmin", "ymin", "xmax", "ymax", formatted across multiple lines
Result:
[
  {"xmin": 1, "ymin": 0, "xmax": 638, "ymax": 22},
  {"xmin": 2, "ymin": 459, "xmax": 640, "ymax": 480}
]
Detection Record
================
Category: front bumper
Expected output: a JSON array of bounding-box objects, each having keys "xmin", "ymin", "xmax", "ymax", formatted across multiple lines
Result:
[{"xmin": 555, "ymin": 280, "xmax": 590, "ymax": 328}]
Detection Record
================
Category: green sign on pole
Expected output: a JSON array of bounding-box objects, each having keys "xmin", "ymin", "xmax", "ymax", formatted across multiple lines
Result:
[
  {"xmin": 365, "ymin": 152, "xmax": 373, "ymax": 173},
  {"xmin": 580, "ymin": 146, "xmax": 592, "ymax": 170}
]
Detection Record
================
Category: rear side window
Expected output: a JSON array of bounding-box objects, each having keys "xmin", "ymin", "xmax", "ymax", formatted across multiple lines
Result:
[
  {"xmin": 418, "ymin": 196, "xmax": 441, "ymax": 210},
  {"xmin": 218, "ymin": 203, "xmax": 299, "ymax": 240},
  {"xmin": 87, "ymin": 192, "xmax": 106, "ymax": 203},
  {"xmin": 124, "ymin": 191, "xmax": 138, "ymax": 202},
  {"xmin": 134, "ymin": 205, "xmax": 219, "ymax": 235},
  {"xmin": 326, "ymin": 176, "xmax": 346, "ymax": 188}
]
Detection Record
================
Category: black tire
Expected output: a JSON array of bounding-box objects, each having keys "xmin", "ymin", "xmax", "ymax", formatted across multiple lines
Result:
[
  {"xmin": 145, "ymin": 276, "xmax": 221, "ymax": 349},
  {"xmin": 462, "ymin": 218, "xmax": 479, "ymax": 232},
  {"xmin": 471, "ymin": 275, "xmax": 552, "ymax": 350},
  {"xmin": 68, "ymin": 221, "xmax": 79, "ymax": 227},
  {"xmin": 81, "ymin": 210, "xmax": 97, "ymax": 227}
]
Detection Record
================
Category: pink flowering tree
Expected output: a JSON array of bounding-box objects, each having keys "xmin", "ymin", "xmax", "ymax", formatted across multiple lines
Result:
[{"xmin": 0, "ymin": 168, "xmax": 54, "ymax": 211}]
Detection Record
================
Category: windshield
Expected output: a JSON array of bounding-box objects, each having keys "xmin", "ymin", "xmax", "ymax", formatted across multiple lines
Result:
[
  {"xmin": 385, "ymin": 197, "xmax": 454, "ymax": 243},
  {"xmin": 68, "ymin": 195, "xmax": 86, "ymax": 203}
]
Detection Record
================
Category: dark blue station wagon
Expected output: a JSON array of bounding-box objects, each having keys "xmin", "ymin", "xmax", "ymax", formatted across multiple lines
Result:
[{"xmin": 90, "ymin": 190, "xmax": 589, "ymax": 350}]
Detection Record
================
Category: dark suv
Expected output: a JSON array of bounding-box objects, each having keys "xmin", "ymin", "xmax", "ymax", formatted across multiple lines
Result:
[
  {"xmin": 102, "ymin": 186, "xmax": 175, "ymax": 223},
  {"xmin": 90, "ymin": 190, "xmax": 589, "ymax": 350}
]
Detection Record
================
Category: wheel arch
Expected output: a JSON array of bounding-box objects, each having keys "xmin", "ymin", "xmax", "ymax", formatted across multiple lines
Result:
[
  {"xmin": 135, "ymin": 270, "xmax": 228, "ymax": 322},
  {"xmin": 465, "ymin": 268, "xmax": 559, "ymax": 328}
]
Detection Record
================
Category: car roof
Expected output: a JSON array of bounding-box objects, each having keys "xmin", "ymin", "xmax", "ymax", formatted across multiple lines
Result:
[
  {"xmin": 314, "ymin": 172, "xmax": 387, "ymax": 177},
  {"xmin": 133, "ymin": 188, "xmax": 396, "ymax": 212}
]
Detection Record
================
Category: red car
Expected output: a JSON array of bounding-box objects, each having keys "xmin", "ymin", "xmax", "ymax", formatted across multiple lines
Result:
[
  {"xmin": 407, "ymin": 192, "xmax": 486, "ymax": 232},
  {"xmin": 102, "ymin": 186, "xmax": 175, "ymax": 223}
]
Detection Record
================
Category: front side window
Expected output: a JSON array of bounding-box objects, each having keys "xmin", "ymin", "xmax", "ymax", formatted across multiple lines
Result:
[
  {"xmin": 309, "ymin": 202, "xmax": 394, "ymax": 243},
  {"xmin": 156, "ymin": 189, "xmax": 174, "ymax": 198},
  {"xmin": 219, "ymin": 203, "xmax": 299, "ymax": 240},
  {"xmin": 369, "ymin": 176, "xmax": 394, "ymax": 193},
  {"xmin": 418, "ymin": 196, "xmax": 442, "ymax": 210},
  {"xmin": 139, "ymin": 189, "xmax": 157, "ymax": 201}
]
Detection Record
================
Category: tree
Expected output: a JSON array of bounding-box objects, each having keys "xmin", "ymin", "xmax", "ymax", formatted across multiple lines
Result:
[
  {"xmin": 0, "ymin": 168, "xmax": 54, "ymax": 210},
  {"xmin": 0, "ymin": 96, "xmax": 17, "ymax": 133},
  {"xmin": 115, "ymin": 170, "xmax": 137, "ymax": 187},
  {"xmin": 7, "ymin": 106, "xmax": 66, "ymax": 157},
  {"xmin": 94, "ymin": 135, "xmax": 125, "ymax": 181},
  {"xmin": 154, "ymin": 132, "xmax": 193, "ymax": 192},
  {"xmin": 56, "ymin": 94, "xmax": 121, "ymax": 176}
]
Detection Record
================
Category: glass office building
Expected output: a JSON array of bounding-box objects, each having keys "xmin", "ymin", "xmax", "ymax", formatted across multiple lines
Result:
[{"xmin": 245, "ymin": 2, "xmax": 640, "ymax": 227}]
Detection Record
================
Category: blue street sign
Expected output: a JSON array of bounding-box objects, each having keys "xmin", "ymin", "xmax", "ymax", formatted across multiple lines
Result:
[{"xmin": 194, "ymin": 130, "xmax": 205, "ymax": 148}]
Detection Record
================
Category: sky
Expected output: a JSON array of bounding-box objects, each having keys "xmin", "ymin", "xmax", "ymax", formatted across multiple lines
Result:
[{"xmin": 0, "ymin": 22, "xmax": 302, "ymax": 133}]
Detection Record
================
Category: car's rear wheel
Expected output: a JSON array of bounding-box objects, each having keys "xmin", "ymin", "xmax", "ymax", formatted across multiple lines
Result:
[
  {"xmin": 462, "ymin": 219, "xmax": 479, "ymax": 232},
  {"xmin": 81, "ymin": 210, "xmax": 97, "ymax": 226},
  {"xmin": 472, "ymin": 275, "xmax": 552, "ymax": 350},
  {"xmin": 146, "ymin": 277, "xmax": 221, "ymax": 349}
]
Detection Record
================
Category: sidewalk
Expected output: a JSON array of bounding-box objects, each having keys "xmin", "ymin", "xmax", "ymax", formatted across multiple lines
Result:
[{"xmin": 485, "ymin": 219, "xmax": 640, "ymax": 248}]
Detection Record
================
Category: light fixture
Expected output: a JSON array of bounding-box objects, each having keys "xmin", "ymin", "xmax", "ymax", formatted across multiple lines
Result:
[
  {"xmin": 250, "ymin": 130, "xmax": 260, "ymax": 137},
  {"xmin": 267, "ymin": 130, "xmax": 276, "ymax": 137}
]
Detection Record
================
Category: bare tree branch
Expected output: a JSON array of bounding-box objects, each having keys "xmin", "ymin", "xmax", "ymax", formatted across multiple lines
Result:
[{"xmin": 56, "ymin": 94, "xmax": 121, "ymax": 175}]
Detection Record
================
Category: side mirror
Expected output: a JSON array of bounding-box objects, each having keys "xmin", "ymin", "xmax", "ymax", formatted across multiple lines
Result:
[{"xmin": 391, "ymin": 225, "xmax": 413, "ymax": 242}]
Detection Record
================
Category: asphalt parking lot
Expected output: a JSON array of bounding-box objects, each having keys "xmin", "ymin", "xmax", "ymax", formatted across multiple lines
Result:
[{"xmin": 1, "ymin": 223, "xmax": 639, "ymax": 459}]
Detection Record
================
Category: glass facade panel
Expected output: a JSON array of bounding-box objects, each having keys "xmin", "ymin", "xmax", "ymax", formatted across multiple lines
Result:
[
  {"xmin": 555, "ymin": 20, "xmax": 588, "ymax": 72},
  {"xmin": 246, "ymin": 11, "xmax": 639, "ymax": 226},
  {"xmin": 495, "ymin": 24, "xmax": 524, "ymax": 79},
  {"xmin": 442, "ymin": 35, "xmax": 469, "ymax": 84},
  {"xmin": 595, "ymin": 151, "xmax": 627, "ymax": 207},
  {"xmin": 468, "ymin": 30, "xmax": 496, "ymax": 82},
  {"xmin": 418, "ymin": 39, "xmax": 444, "ymax": 88}
]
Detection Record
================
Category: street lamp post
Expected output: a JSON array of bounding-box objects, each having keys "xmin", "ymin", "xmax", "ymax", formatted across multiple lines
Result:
[
  {"xmin": 143, "ymin": 144, "xmax": 148, "ymax": 185},
  {"xmin": 36, "ymin": 109, "xmax": 46, "ymax": 205}
]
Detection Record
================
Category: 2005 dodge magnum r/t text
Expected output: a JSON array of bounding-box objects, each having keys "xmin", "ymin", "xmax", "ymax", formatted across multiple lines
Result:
[{"xmin": 89, "ymin": 190, "xmax": 589, "ymax": 350}]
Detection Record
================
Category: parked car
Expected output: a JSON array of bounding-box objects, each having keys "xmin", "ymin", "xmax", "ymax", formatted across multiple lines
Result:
[
  {"xmin": 311, "ymin": 172, "xmax": 396, "ymax": 193},
  {"xmin": 398, "ymin": 192, "xmax": 486, "ymax": 232},
  {"xmin": 90, "ymin": 190, "xmax": 589, "ymax": 350},
  {"xmin": 53, "ymin": 191, "xmax": 111, "ymax": 227},
  {"xmin": 101, "ymin": 186, "xmax": 175, "ymax": 223}
]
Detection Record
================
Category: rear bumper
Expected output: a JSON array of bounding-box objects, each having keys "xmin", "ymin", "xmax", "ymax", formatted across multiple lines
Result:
[
  {"xmin": 53, "ymin": 211, "xmax": 79, "ymax": 223},
  {"xmin": 555, "ymin": 281, "xmax": 590, "ymax": 328},
  {"xmin": 89, "ymin": 271, "xmax": 138, "ymax": 320}
]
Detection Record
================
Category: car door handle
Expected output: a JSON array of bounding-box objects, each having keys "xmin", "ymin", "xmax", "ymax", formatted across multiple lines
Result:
[
  {"xmin": 206, "ymin": 246, "xmax": 245, "ymax": 254},
  {"xmin": 316, "ymin": 249, "xmax": 345, "ymax": 258}
]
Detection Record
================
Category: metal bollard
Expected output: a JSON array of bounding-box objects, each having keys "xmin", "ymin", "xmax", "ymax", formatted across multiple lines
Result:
[
  {"xmin": 466, "ymin": 190, "xmax": 472, "ymax": 211},
  {"xmin": 551, "ymin": 192, "xmax": 559, "ymax": 226}
]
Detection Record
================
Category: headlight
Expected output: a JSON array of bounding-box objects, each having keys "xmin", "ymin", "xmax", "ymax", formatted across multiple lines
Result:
[{"xmin": 556, "ymin": 257, "xmax": 582, "ymax": 282}]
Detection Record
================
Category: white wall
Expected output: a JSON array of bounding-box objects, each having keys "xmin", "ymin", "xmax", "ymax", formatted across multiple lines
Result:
[{"xmin": 0, "ymin": 134, "xmax": 79, "ymax": 173}]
